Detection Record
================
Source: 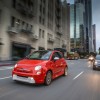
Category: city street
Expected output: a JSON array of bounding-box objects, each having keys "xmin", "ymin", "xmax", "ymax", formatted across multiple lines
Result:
[{"xmin": 0, "ymin": 59, "xmax": 100, "ymax": 100}]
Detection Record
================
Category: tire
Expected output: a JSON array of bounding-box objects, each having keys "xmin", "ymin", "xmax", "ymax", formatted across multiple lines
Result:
[
  {"xmin": 93, "ymin": 66, "xmax": 96, "ymax": 70},
  {"xmin": 63, "ymin": 67, "xmax": 68, "ymax": 76},
  {"xmin": 44, "ymin": 71, "xmax": 52, "ymax": 86}
]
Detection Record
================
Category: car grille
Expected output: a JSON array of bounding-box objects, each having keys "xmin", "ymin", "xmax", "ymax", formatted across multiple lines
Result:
[{"xmin": 16, "ymin": 68, "xmax": 32, "ymax": 73}]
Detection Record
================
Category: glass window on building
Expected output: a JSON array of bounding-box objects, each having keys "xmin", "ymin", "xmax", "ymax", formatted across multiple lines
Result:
[
  {"xmin": 11, "ymin": 16, "xmax": 15, "ymax": 27},
  {"xmin": 40, "ymin": 4, "xmax": 42, "ymax": 14},
  {"xmin": 43, "ymin": 7, "xmax": 45, "ymax": 15},
  {"xmin": 42, "ymin": 30, "xmax": 44, "ymax": 38},
  {"xmin": 0, "ymin": 10, "xmax": 1, "ymax": 24},
  {"xmin": 39, "ymin": 29, "xmax": 41, "ymax": 38},
  {"xmin": 30, "ymin": 25, "xmax": 33, "ymax": 31},
  {"xmin": 43, "ymin": 18, "xmax": 45, "ymax": 25},
  {"xmin": 22, "ymin": 21, "xmax": 25, "ymax": 29},
  {"xmin": 26, "ymin": 23, "xmax": 28, "ymax": 30},
  {"xmin": 39, "ymin": 16, "xmax": 41, "ymax": 23},
  {"xmin": 12, "ymin": 0, "xmax": 16, "ymax": 8},
  {"xmin": 38, "ymin": 47, "xmax": 45, "ymax": 50},
  {"xmin": 16, "ymin": 19, "xmax": 20, "ymax": 28}
]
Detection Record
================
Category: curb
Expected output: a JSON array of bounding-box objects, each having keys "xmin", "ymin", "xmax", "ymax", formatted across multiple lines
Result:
[{"xmin": 0, "ymin": 64, "xmax": 15, "ymax": 67}]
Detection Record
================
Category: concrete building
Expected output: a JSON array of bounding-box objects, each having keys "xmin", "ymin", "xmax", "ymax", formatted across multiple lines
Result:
[
  {"xmin": 66, "ymin": 3, "xmax": 70, "ymax": 52},
  {"xmin": 70, "ymin": 4, "xmax": 75, "ymax": 51},
  {"xmin": 75, "ymin": 0, "xmax": 93, "ymax": 53},
  {"xmin": 70, "ymin": 3, "xmax": 85, "ymax": 52},
  {"xmin": 0, "ymin": 0, "xmax": 70, "ymax": 60},
  {"xmin": 92, "ymin": 24, "xmax": 96, "ymax": 52}
]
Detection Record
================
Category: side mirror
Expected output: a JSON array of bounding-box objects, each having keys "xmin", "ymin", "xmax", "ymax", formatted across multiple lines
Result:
[{"xmin": 54, "ymin": 57, "xmax": 59, "ymax": 61}]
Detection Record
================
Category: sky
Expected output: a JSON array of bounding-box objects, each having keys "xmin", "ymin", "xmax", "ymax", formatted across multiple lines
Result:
[{"xmin": 67, "ymin": 0, "xmax": 100, "ymax": 51}]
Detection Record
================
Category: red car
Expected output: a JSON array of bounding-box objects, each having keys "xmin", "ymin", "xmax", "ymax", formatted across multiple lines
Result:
[{"xmin": 12, "ymin": 50, "xmax": 68, "ymax": 85}]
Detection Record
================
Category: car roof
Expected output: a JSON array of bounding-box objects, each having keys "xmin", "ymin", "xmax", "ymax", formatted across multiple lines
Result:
[{"xmin": 33, "ymin": 50, "xmax": 61, "ymax": 53}]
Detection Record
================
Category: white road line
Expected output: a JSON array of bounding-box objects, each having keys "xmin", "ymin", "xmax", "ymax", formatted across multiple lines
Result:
[
  {"xmin": 0, "ymin": 76, "xmax": 12, "ymax": 80},
  {"xmin": 73, "ymin": 71, "xmax": 84, "ymax": 80},
  {"xmin": 0, "ymin": 67, "xmax": 13, "ymax": 70}
]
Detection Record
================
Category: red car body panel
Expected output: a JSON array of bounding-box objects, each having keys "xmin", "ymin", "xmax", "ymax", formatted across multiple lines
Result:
[{"xmin": 12, "ymin": 50, "xmax": 68, "ymax": 84}]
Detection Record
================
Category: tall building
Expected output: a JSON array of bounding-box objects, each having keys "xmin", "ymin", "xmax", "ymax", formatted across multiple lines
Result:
[
  {"xmin": 70, "ymin": 3, "xmax": 85, "ymax": 52},
  {"xmin": 0, "ymin": 0, "xmax": 70, "ymax": 60},
  {"xmin": 75, "ymin": 3, "xmax": 85, "ymax": 52},
  {"xmin": 92, "ymin": 24, "xmax": 96, "ymax": 52},
  {"xmin": 70, "ymin": 4, "xmax": 75, "ymax": 51},
  {"xmin": 66, "ymin": 3, "xmax": 70, "ymax": 52},
  {"xmin": 75, "ymin": 0, "xmax": 93, "ymax": 53}
]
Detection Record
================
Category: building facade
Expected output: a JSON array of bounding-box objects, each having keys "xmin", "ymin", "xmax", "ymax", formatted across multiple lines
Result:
[
  {"xmin": 0, "ymin": 0, "xmax": 70, "ymax": 60},
  {"xmin": 70, "ymin": 3, "xmax": 85, "ymax": 52},
  {"xmin": 70, "ymin": 4, "xmax": 75, "ymax": 51},
  {"xmin": 92, "ymin": 24, "xmax": 96, "ymax": 52},
  {"xmin": 75, "ymin": 0, "xmax": 93, "ymax": 53}
]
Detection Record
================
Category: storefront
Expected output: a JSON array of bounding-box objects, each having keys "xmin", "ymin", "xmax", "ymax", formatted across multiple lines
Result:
[{"xmin": 11, "ymin": 42, "xmax": 34, "ymax": 60}]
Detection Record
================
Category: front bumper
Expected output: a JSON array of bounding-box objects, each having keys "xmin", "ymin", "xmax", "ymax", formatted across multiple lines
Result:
[
  {"xmin": 12, "ymin": 70, "xmax": 45, "ymax": 84},
  {"xmin": 13, "ymin": 74, "xmax": 35, "ymax": 83}
]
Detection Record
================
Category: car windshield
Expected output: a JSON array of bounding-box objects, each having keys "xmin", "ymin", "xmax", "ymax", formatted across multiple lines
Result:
[
  {"xmin": 27, "ymin": 51, "xmax": 52, "ymax": 60},
  {"xmin": 96, "ymin": 55, "xmax": 100, "ymax": 60}
]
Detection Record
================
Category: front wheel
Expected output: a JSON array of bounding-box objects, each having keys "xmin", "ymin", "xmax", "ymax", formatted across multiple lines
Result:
[
  {"xmin": 44, "ymin": 71, "xmax": 52, "ymax": 86},
  {"xmin": 63, "ymin": 67, "xmax": 68, "ymax": 76},
  {"xmin": 93, "ymin": 66, "xmax": 96, "ymax": 70}
]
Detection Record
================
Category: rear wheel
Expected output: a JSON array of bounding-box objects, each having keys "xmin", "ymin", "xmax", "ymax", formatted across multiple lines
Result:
[
  {"xmin": 44, "ymin": 71, "xmax": 52, "ymax": 86},
  {"xmin": 63, "ymin": 67, "xmax": 68, "ymax": 76}
]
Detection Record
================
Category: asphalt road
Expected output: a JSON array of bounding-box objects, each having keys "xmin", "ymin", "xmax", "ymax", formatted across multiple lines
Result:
[{"xmin": 0, "ymin": 59, "xmax": 100, "ymax": 100}]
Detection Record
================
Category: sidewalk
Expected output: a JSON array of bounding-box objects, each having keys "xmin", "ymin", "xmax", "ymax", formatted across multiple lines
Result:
[{"xmin": 0, "ymin": 60, "xmax": 16, "ymax": 67}]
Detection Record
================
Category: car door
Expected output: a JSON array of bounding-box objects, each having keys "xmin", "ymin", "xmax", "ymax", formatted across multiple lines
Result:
[
  {"xmin": 51, "ymin": 52, "xmax": 62, "ymax": 77},
  {"xmin": 56, "ymin": 51, "xmax": 66, "ymax": 75}
]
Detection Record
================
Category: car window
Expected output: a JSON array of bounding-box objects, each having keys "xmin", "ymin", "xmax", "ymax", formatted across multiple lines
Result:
[
  {"xmin": 52, "ymin": 52, "xmax": 62, "ymax": 60},
  {"xmin": 28, "ymin": 51, "xmax": 52, "ymax": 60},
  {"xmin": 41, "ymin": 51, "xmax": 52, "ymax": 60},
  {"xmin": 56, "ymin": 52, "xmax": 63, "ymax": 58},
  {"xmin": 96, "ymin": 55, "xmax": 100, "ymax": 60}
]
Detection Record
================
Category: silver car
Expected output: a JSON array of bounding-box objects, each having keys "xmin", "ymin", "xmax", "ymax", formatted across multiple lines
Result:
[{"xmin": 93, "ymin": 55, "xmax": 100, "ymax": 70}]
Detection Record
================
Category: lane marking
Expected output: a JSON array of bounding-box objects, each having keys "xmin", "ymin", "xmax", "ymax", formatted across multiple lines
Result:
[
  {"xmin": 73, "ymin": 71, "xmax": 84, "ymax": 80},
  {"xmin": 0, "ymin": 76, "xmax": 12, "ymax": 80},
  {"xmin": 0, "ymin": 90, "xmax": 18, "ymax": 98},
  {"xmin": 0, "ymin": 67, "xmax": 13, "ymax": 71}
]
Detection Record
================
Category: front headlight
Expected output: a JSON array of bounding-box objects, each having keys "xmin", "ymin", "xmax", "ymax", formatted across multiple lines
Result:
[
  {"xmin": 95, "ymin": 61, "xmax": 98, "ymax": 65},
  {"xmin": 35, "ymin": 66, "xmax": 42, "ymax": 71},
  {"xmin": 14, "ymin": 64, "xmax": 18, "ymax": 68}
]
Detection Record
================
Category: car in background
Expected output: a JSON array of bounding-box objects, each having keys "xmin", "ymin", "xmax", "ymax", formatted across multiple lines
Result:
[
  {"xmin": 67, "ymin": 52, "xmax": 79, "ymax": 60},
  {"xmin": 93, "ymin": 55, "xmax": 100, "ymax": 70},
  {"xmin": 12, "ymin": 50, "xmax": 68, "ymax": 86}
]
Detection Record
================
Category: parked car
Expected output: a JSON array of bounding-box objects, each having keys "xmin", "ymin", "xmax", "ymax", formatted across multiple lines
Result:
[
  {"xmin": 67, "ymin": 52, "xmax": 79, "ymax": 60},
  {"xmin": 93, "ymin": 55, "xmax": 100, "ymax": 70},
  {"xmin": 12, "ymin": 50, "xmax": 68, "ymax": 85}
]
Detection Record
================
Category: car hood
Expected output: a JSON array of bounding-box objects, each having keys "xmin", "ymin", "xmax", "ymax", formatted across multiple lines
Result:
[{"xmin": 17, "ymin": 59, "xmax": 48, "ymax": 68}]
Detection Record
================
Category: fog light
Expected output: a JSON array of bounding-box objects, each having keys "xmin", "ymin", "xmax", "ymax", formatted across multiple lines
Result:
[
  {"xmin": 37, "ymin": 71, "xmax": 41, "ymax": 75},
  {"xmin": 30, "ymin": 77, "xmax": 33, "ymax": 80}
]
